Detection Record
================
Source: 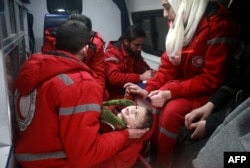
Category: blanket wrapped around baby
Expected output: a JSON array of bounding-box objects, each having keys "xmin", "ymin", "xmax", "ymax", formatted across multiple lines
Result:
[{"xmin": 100, "ymin": 99, "xmax": 135, "ymax": 131}]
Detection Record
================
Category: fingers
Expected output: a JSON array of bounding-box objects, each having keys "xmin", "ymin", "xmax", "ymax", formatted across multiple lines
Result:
[
  {"xmin": 190, "ymin": 132, "xmax": 196, "ymax": 140},
  {"xmin": 124, "ymin": 83, "xmax": 135, "ymax": 95},
  {"xmin": 148, "ymin": 90, "xmax": 158, "ymax": 97},
  {"xmin": 137, "ymin": 128, "xmax": 149, "ymax": 138},
  {"xmin": 184, "ymin": 115, "xmax": 189, "ymax": 128},
  {"xmin": 185, "ymin": 113, "xmax": 193, "ymax": 129},
  {"xmin": 137, "ymin": 128, "xmax": 149, "ymax": 136},
  {"xmin": 190, "ymin": 123, "xmax": 197, "ymax": 139},
  {"xmin": 142, "ymin": 127, "xmax": 150, "ymax": 132},
  {"xmin": 123, "ymin": 82, "xmax": 134, "ymax": 88},
  {"xmin": 127, "ymin": 128, "xmax": 150, "ymax": 139},
  {"xmin": 185, "ymin": 111, "xmax": 198, "ymax": 129},
  {"xmin": 151, "ymin": 69, "xmax": 156, "ymax": 76},
  {"xmin": 123, "ymin": 83, "xmax": 138, "ymax": 91},
  {"xmin": 189, "ymin": 123, "xmax": 196, "ymax": 130},
  {"xmin": 149, "ymin": 70, "xmax": 155, "ymax": 78}
]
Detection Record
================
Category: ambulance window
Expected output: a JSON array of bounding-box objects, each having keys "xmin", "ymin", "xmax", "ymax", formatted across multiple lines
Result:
[
  {"xmin": 0, "ymin": 0, "xmax": 4, "ymax": 12},
  {"xmin": 47, "ymin": 0, "xmax": 82, "ymax": 14},
  {"xmin": 132, "ymin": 9, "xmax": 168, "ymax": 57},
  {"xmin": 8, "ymin": 0, "xmax": 16, "ymax": 34}
]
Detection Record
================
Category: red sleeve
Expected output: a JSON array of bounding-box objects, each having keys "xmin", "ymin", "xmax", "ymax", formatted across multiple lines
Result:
[
  {"xmin": 146, "ymin": 13, "xmax": 238, "ymax": 100},
  {"xmin": 105, "ymin": 47, "xmax": 141, "ymax": 86},
  {"xmin": 58, "ymin": 73, "xmax": 130, "ymax": 167},
  {"xmin": 145, "ymin": 52, "xmax": 180, "ymax": 92},
  {"xmin": 161, "ymin": 16, "xmax": 238, "ymax": 99},
  {"xmin": 87, "ymin": 34, "xmax": 106, "ymax": 91}
]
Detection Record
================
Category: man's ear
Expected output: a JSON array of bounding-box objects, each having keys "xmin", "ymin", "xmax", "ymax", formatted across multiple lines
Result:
[
  {"xmin": 124, "ymin": 39, "xmax": 129, "ymax": 46},
  {"xmin": 79, "ymin": 45, "xmax": 89, "ymax": 61},
  {"xmin": 82, "ymin": 45, "xmax": 89, "ymax": 54}
]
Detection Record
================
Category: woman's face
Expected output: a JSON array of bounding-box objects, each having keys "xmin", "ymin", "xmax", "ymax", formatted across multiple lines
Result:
[
  {"xmin": 121, "ymin": 105, "xmax": 147, "ymax": 128},
  {"xmin": 161, "ymin": 0, "xmax": 176, "ymax": 21}
]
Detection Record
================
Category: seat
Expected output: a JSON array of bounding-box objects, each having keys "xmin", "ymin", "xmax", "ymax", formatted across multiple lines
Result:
[{"xmin": 42, "ymin": 13, "xmax": 69, "ymax": 52}]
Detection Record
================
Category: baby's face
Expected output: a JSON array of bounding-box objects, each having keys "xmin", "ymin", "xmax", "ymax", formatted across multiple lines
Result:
[{"xmin": 121, "ymin": 105, "xmax": 147, "ymax": 128}]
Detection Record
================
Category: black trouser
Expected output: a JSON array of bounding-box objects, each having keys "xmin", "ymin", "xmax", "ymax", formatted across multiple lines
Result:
[{"xmin": 169, "ymin": 127, "xmax": 209, "ymax": 168}]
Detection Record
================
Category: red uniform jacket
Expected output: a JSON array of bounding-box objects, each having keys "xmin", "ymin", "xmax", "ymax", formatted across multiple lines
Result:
[
  {"xmin": 105, "ymin": 41, "xmax": 151, "ymax": 99},
  {"xmin": 14, "ymin": 51, "xmax": 148, "ymax": 168},
  {"xmin": 42, "ymin": 30, "xmax": 106, "ymax": 95},
  {"xmin": 86, "ymin": 32, "xmax": 106, "ymax": 93},
  {"xmin": 146, "ymin": 4, "xmax": 239, "ymax": 99}
]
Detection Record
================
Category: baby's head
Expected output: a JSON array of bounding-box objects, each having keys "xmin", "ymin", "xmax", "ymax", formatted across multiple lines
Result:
[{"xmin": 119, "ymin": 105, "xmax": 153, "ymax": 129}]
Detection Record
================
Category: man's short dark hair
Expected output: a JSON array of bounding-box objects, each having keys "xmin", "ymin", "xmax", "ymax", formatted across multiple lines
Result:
[
  {"xmin": 68, "ymin": 14, "xmax": 92, "ymax": 31},
  {"xmin": 119, "ymin": 25, "xmax": 146, "ymax": 42},
  {"xmin": 55, "ymin": 20, "xmax": 90, "ymax": 54}
]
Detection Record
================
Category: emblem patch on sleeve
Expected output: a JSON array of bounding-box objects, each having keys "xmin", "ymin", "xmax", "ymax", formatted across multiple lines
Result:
[
  {"xmin": 192, "ymin": 56, "xmax": 204, "ymax": 67},
  {"xmin": 15, "ymin": 89, "xmax": 37, "ymax": 131}
]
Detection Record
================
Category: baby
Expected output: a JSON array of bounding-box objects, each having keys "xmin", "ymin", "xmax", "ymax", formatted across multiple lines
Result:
[{"xmin": 100, "ymin": 99, "xmax": 153, "ymax": 131}]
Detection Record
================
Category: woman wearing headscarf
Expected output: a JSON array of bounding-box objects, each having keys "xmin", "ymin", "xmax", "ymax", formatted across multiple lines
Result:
[{"xmin": 124, "ymin": 0, "xmax": 239, "ymax": 167}]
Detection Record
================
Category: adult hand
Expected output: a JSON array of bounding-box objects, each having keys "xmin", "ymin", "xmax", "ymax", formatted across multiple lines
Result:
[
  {"xmin": 185, "ymin": 102, "xmax": 214, "ymax": 129},
  {"xmin": 140, "ymin": 70, "xmax": 154, "ymax": 81},
  {"xmin": 148, "ymin": 90, "xmax": 171, "ymax": 107},
  {"xmin": 127, "ymin": 128, "xmax": 149, "ymax": 139},
  {"xmin": 189, "ymin": 120, "xmax": 207, "ymax": 140},
  {"xmin": 124, "ymin": 83, "xmax": 148, "ymax": 99}
]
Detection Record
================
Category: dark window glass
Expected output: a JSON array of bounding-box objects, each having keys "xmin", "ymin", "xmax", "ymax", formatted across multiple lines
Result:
[
  {"xmin": 47, "ymin": 0, "xmax": 82, "ymax": 14},
  {"xmin": 132, "ymin": 10, "xmax": 168, "ymax": 57},
  {"xmin": 8, "ymin": 0, "xmax": 16, "ymax": 33},
  {"xmin": 0, "ymin": 0, "xmax": 4, "ymax": 12},
  {"xmin": 0, "ymin": 13, "xmax": 7, "ymax": 38},
  {"xmin": 18, "ymin": 39, "xmax": 27, "ymax": 66},
  {"xmin": 20, "ymin": 0, "xmax": 30, "ymax": 4},
  {"xmin": 18, "ymin": 5, "xmax": 24, "ymax": 31},
  {"xmin": 0, "ymin": 0, "xmax": 5, "ymax": 39}
]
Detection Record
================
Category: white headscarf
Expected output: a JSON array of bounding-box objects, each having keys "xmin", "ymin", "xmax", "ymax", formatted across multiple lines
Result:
[{"xmin": 165, "ymin": 0, "xmax": 209, "ymax": 64}]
